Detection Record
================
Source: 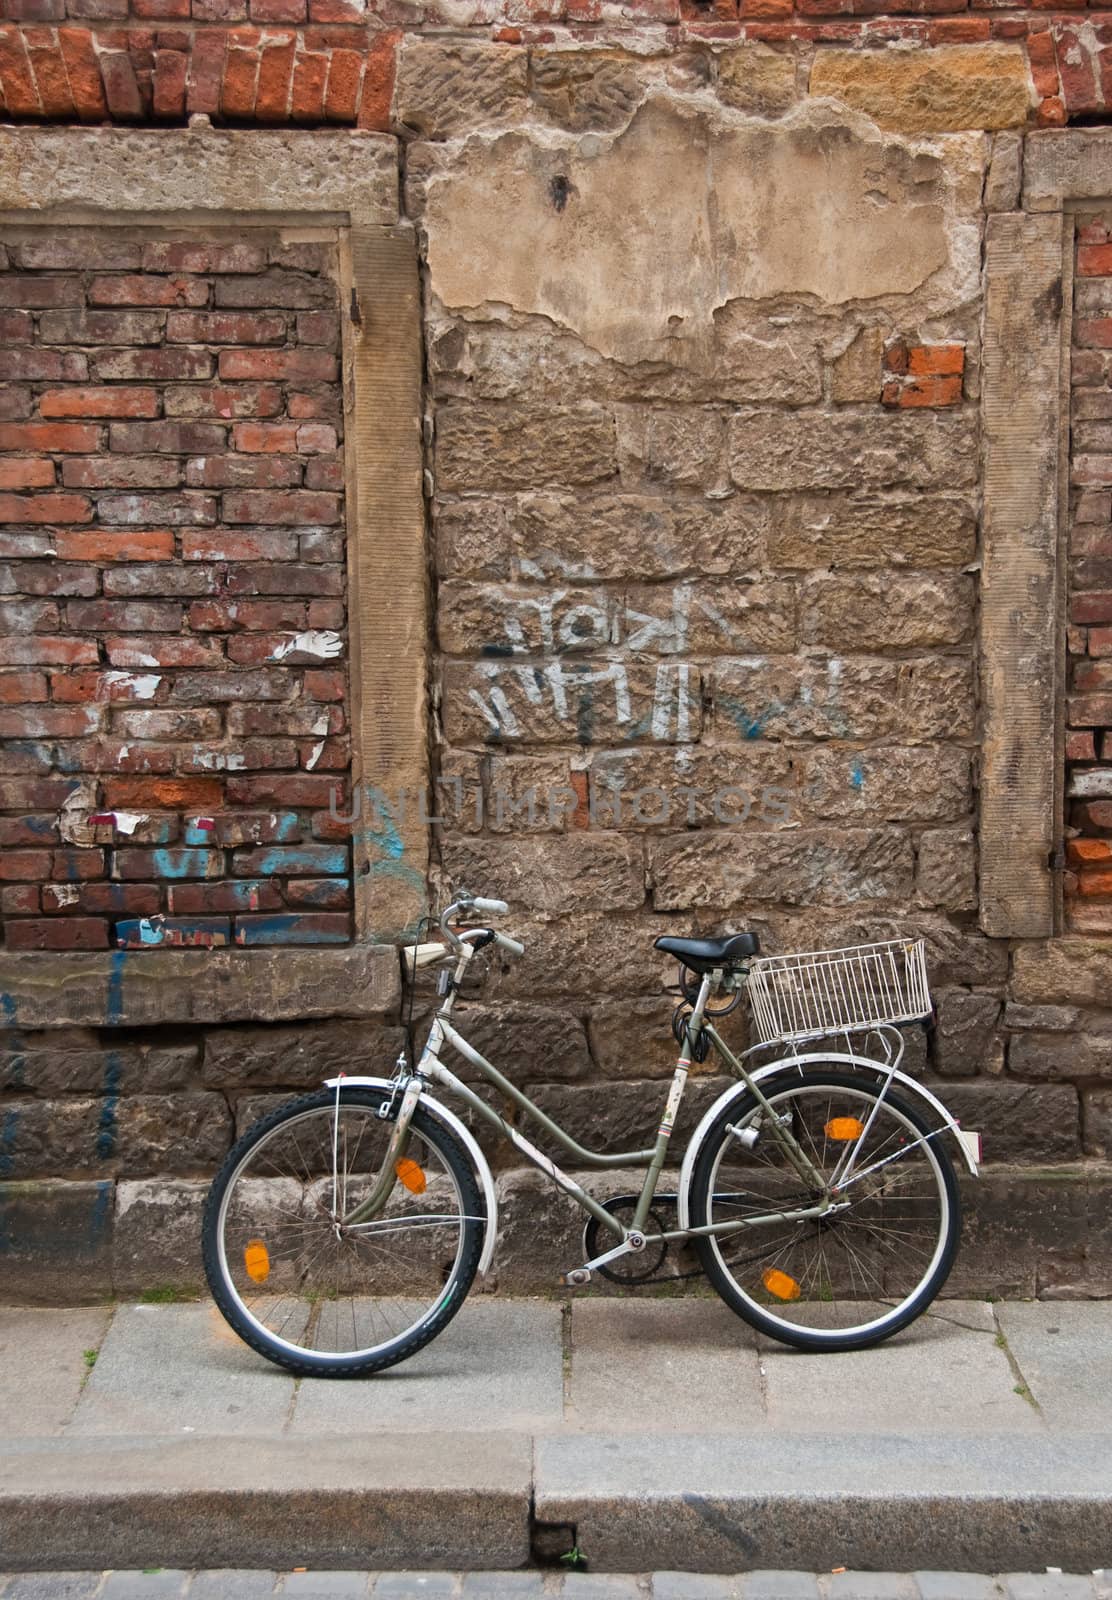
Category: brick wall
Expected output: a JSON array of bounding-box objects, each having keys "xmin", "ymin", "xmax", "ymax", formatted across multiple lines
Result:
[{"xmin": 0, "ymin": 226, "xmax": 352, "ymax": 952}]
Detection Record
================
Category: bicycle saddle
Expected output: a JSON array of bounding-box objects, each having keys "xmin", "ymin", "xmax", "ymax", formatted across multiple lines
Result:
[{"xmin": 654, "ymin": 932, "xmax": 760, "ymax": 970}]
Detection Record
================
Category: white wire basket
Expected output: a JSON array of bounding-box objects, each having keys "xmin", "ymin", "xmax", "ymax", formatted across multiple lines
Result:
[{"xmin": 746, "ymin": 938, "xmax": 932, "ymax": 1046}]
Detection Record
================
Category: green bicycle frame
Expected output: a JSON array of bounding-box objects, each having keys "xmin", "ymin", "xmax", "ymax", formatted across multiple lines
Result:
[{"xmin": 345, "ymin": 942, "xmax": 836, "ymax": 1251}]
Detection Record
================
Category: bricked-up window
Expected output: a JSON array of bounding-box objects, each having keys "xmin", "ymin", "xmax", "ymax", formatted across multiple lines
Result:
[{"xmin": 0, "ymin": 227, "xmax": 353, "ymax": 951}]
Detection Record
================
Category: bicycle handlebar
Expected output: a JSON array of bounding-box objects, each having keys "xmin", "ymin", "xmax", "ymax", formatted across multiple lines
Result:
[{"xmin": 436, "ymin": 893, "xmax": 525, "ymax": 960}]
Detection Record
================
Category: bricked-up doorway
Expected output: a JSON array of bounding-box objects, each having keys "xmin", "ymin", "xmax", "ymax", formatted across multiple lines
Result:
[{"xmin": 0, "ymin": 127, "xmax": 429, "ymax": 960}]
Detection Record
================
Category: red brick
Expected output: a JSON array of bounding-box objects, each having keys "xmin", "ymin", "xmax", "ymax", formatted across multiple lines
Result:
[
  {"xmin": 254, "ymin": 31, "xmax": 296, "ymax": 122},
  {"xmin": 0, "ymin": 28, "xmax": 41, "ymax": 114},
  {"xmin": 169, "ymin": 879, "xmax": 283, "ymax": 913},
  {"xmin": 185, "ymin": 26, "xmax": 227, "ymax": 115},
  {"xmin": 234, "ymin": 910, "xmax": 349, "ymax": 944},
  {"xmin": 290, "ymin": 46, "xmax": 327, "ymax": 120},
  {"xmin": 0, "ymin": 705, "xmax": 101, "ymax": 738},
  {"xmin": 43, "ymin": 881, "xmax": 161, "ymax": 915},
  {"xmin": 166, "ymin": 310, "xmax": 286, "ymax": 344},
  {"xmin": 0, "ymin": 636, "xmax": 98, "ymax": 666},
  {"xmin": 323, "ymin": 45, "xmax": 361, "ymax": 121},
  {"xmin": 114, "ymin": 707, "xmax": 221, "ymax": 739},
  {"xmin": 39, "ymin": 309, "xmax": 165, "ymax": 346},
  {"xmin": 1079, "ymin": 244, "xmax": 1112, "ymax": 279},
  {"xmin": 286, "ymin": 875, "xmax": 350, "ymax": 908},
  {"xmin": 304, "ymin": 456, "xmax": 343, "ymax": 491},
  {"xmin": 102, "ymin": 562, "xmax": 213, "ymax": 596},
  {"xmin": 0, "ymin": 849, "xmax": 53, "ymax": 881},
  {"xmin": 296, "ymin": 311, "xmax": 339, "ymax": 347},
  {"xmin": 287, "ymin": 392, "xmax": 339, "ymax": 420},
  {"xmin": 0, "ymin": 459, "xmax": 55, "ymax": 490},
  {"xmin": 52, "ymin": 670, "xmax": 165, "ymax": 703},
  {"xmin": 906, "ymin": 343, "xmax": 964, "ymax": 377},
  {"xmin": 102, "ymin": 490, "xmax": 215, "ymax": 526},
  {"xmin": 26, "ymin": 33, "xmax": 76, "ymax": 116},
  {"xmin": 141, "ymin": 240, "xmax": 265, "ymax": 274},
  {"xmin": 1074, "ymin": 658, "xmax": 1112, "ymax": 693},
  {"xmin": 223, "ymin": 489, "xmax": 340, "ymax": 525},
  {"xmin": 150, "ymin": 45, "xmax": 188, "ymax": 113},
  {"xmin": 5, "ymin": 917, "xmax": 109, "ymax": 950},
  {"xmin": 884, "ymin": 374, "xmax": 963, "ymax": 408},
  {"xmin": 1037, "ymin": 96, "xmax": 1067, "ymax": 127},
  {"xmin": 0, "ymin": 390, "xmax": 32, "ymax": 423},
  {"xmin": 58, "ymin": 26, "xmax": 110, "ymax": 121},
  {"xmin": 251, "ymin": 0, "xmax": 305, "ymax": 17},
  {"xmin": 0, "ymin": 276, "xmax": 81, "ymax": 310},
  {"xmin": 55, "ymin": 529, "xmax": 175, "ymax": 562},
  {"xmin": 0, "ymin": 422, "xmax": 100, "ymax": 453},
  {"xmin": 0, "ymin": 598, "xmax": 59, "ymax": 632},
  {"xmin": 185, "ymin": 455, "xmax": 301, "ymax": 488},
  {"xmin": 188, "ymin": 597, "xmax": 307, "ymax": 630},
  {"xmin": 11, "ymin": 564, "xmax": 98, "ymax": 600},
  {"xmin": 66, "ymin": 599, "xmax": 182, "ymax": 631},
  {"xmin": 0, "ymin": 815, "xmax": 57, "ymax": 847},
  {"xmin": 221, "ymin": 36, "xmax": 261, "ymax": 116},
  {"xmin": 4, "ymin": 352, "xmax": 87, "ymax": 386},
  {"xmin": 43, "ymin": 385, "xmax": 163, "ymax": 420},
  {"xmin": 1070, "ymin": 694, "xmax": 1112, "ymax": 725},
  {"xmin": 180, "ymin": 736, "xmax": 297, "ymax": 770},
  {"xmin": 181, "ymin": 528, "xmax": 298, "ymax": 561},
  {"xmin": 232, "ymin": 422, "xmax": 299, "ymax": 452},
  {"xmin": 2, "ymin": 885, "xmax": 41, "ymax": 916},
  {"xmin": 1078, "ymin": 317, "xmax": 1112, "ymax": 350},
  {"xmin": 108, "ymin": 419, "xmax": 225, "ymax": 453},
  {"xmin": 51, "ymin": 847, "xmax": 106, "ymax": 881},
  {"xmin": 93, "ymin": 349, "xmax": 215, "ymax": 382},
  {"xmin": 308, "ymin": 598, "xmax": 344, "ymax": 628},
  {"xmin": 104, "ymin": 775, "xmax": 223, "ymax": 809},
  {"xmin": 106, "ymin": 636, "xmax": 224, "ymax": 668},
  {"xmin": 0, "ymin": 670, "xmax": 48, "ymax": 703},
  {"xmin": 62, "ymin": 456, "xmax": 181, "ymax": 490},
  {"xmin": 303, "ymin": 667, "xmax": 345, "ymax": 699},
  {"xmin": 88, "ymin": 275, "xmax": 209, "ymax": 308},
  {"xmin": 1089, "ymin": 627, "xmax": 1112, "ymax": 656},
  {"xmin": 0, "ymin": 493, "xmax": 92, "ymax": 525},
  {"xmin": 223, "ymin": 562, "xmax": 343, "ymax": 596},
  {"xmin": 357, "ymin": 27, "xmax": 398, "ymax": 130},
  {"xmin": 1067, "ymin": 730, "xmax": 1098, "ymax": 760},
  {"xmin": 164, "ymin": 383, "xmax": 282, "ymax": 419},
  {"xmin": 0, "ymin": 312, "xmax": 33, "ymax": 344},
  {"xmin": 218, "ymin": 348, "xmax": 338, "ymax": 382},
  {"xmin": 98, "ymin": 48, "xmax": 146, "ymax": 119},
  {"xmin": 68, "ymin": 739, "xmax": 177, "ymax": 773},
  {"xmin": 295, "ymin": 423, "xmax": 338, "ymax": 453},
  {"xmin": 0, "ymin": 777, "xmax": 92, "ymax": 808},
  {"xmin": 227, "ymin": 772, "xmax": 344, "ymax": 806},
  {"xmin": 1077, "ymin": 865, "xmax": 1112, "ymax": 897},
  {"xmin": 14, "ymin": 235, "xmax": 138, "ymax": 271}
]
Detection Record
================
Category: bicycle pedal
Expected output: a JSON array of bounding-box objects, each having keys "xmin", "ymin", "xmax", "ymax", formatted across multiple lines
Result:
[{"xmin": 564, "ymin": 1267, "xmax": 591, "ymax": 1288}]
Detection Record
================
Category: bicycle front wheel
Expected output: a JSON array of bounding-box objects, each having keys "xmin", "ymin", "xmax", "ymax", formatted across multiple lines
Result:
[
  {"xmin": 689, "ymin": 1069, "xmax": 961, "ymax": 1352},
  {"xmin": 202, "ymin": 1087, "xmax": 485, "ymax": 1377}
]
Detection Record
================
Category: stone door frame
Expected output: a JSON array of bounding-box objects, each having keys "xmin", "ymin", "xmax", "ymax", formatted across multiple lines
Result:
[{"xmin": 980, "ymin": 130, "xmax": 1112, "ymax": 941}]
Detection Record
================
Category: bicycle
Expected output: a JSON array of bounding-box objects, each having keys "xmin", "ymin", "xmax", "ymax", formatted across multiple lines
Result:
[{"xmin": 202, "ymin": 892, "xmax": 982, "ymax": 1377}]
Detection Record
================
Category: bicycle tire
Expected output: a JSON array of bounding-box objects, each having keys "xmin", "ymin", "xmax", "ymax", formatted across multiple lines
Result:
[
  {"xmin": 202, "ymin": 1087, "xmax": 485, "ymax": 1377},
  {"xmin": 688, "ymin": 1068, "xmax": 961, "ymax": 1352}
]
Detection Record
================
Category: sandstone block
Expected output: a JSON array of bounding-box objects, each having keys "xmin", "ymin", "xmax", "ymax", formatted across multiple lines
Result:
[
  {"xmin": 802, "ymin": 573, "xmax": 973, "ymax": 649},
  {"xmin": 716, "ymin": 44, "xmax": 797, "ymax": 117},
  {"xmin": 435, "ymin": 492, "xmax": 766, "ymax": 584},
  {"xmin": 441, "ymin": 657, "xmax": 702, "ymax": 745},
  {"xmin": 463, "ymin": 912, "xmax": 674, "ymax": 1001},
  {"xmin": 1083, "ymin": 1089, "xmax": 1112, "ymax": 1158},
  {"xmin": 810, "ymin": 46, "xmax": 1030, "ymax": 135},
  {"xmin": 440, "ymin": 833, "xmax": 645, "ymax": 915},
  {"xmin": 1, "ymin": 1035, "xmax": 198, "ymax": 1095},
  {"xmin": 587, "ymin": 743, "xmax": 794, "ymax": 831},
  {"xmin": 617, "ymin": 407, "xmax": 727, "ymax": 490},
  {"xmin": 0, "ymin": 1093, "xmax": 231, "ymax": 1179},
  {"xmin": 530, "ymin": 1074, "xmax": 731, "ymax": 1157},
  {"xmin": 450, "ymin": 1000, "xmax": 592, "ymax": 1082},
  {"xmin": 530, "ymin": 50, "xmax": 646, "ymax": 132},
  {"xmin": 830, "ymin": 328, "xmax": 885, "ymax": 404},
  {"xmin": 436, "ymin": 404, "xmax": 617, "ymax": 492},
  {"xmin": 484, "ymin": 753, "xmax": 583, "ymax": 834},
  {"xmin": 650, "ymin": 826, "xmax": 913, "ymax": 910},
  {"xmin": 767, "ymin": 494, "xmax": 975, "ymax": 570},
  {"xmin": 800, "ymin": 745, "xmax": 969, "ymax": 823},
  {"xmin": 947, "ymin": 1169, "xmax": 1087, "ymax": 1300},
  {"xmin": 1011, "ymin": 938, "xmax": 1112, "ymax": 1006},
  {"xmin": 113, "ymin": 1178, "xmax": 206, "ymax": 1296},
  {"xmin": 940, "ymin": 1080, "xmax": 1081, "ymax": 1163},
  {"xmin": 202, "ymin": 1020, "xmax": 405, "ymax": 1090},
  {"xmin": 932, "ymin": 988, "xmax": 1001, "ymax": 1077},
  {"xmin": 985, "ymin": 130, "xmax": 1023, "ymax": 213},
  {"xmin": 0, "ymin": 1179, "xmax": 114, "ymax": 1304},
  {"xmin": 394, "ymin": 40, "xmax": 527, "ymax": 138},
  {"xmin": 589, "ymin": 997, "xmax": 703, "ymax": 1079},
  {"xmin": 917, "ymin": 824, "xmax": 977, "ymax": 911},
  {"xmin": 1009, "ymin": 1029, "xmax": 1112, "ymax": 1082},
  {"xmin": 729, "ymin": 410, "xmax": 977, "ymax": 492}
]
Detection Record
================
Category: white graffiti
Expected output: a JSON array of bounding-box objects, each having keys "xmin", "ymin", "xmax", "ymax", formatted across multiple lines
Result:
[{"xmin": 467, "ymin": 660, "xmax": 695, "ymax": 741}]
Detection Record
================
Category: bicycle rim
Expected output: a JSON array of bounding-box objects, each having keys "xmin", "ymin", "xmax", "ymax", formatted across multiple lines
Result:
[
  {"xmin": 212, "ymin": 1095, "xmax": 477, "ymax": 1366},
  {"xmin": 698, "ymin": 1075, "xmax": 957, "ymax": 1345}
]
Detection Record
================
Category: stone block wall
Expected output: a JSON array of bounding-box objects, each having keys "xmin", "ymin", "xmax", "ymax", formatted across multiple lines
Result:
[
  {"xmin": 0, "ymin": 225, "xmax": 352, "ymax": 952},
  {"xmin": 4, "ymin": 16, "xmax": 1112, "ymax": 1301}
]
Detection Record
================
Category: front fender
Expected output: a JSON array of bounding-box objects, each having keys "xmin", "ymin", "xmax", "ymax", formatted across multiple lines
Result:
[
  {"xmin": 323, "ymin": 1075, "xmax": 498, "ymax": 1278},
  {"xmin": 677, "ymin": 1052, "xmax": 979, "ymax": 1231}
]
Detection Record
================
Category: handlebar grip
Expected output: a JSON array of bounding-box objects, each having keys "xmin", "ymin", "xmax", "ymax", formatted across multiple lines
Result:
[
  {"xmin": 472, "ymin": 897, "xmax": 509, "ymax": 915},
  {"xmin": 493, "ymin": 930, "xmax": 525, "ymax": 958}
]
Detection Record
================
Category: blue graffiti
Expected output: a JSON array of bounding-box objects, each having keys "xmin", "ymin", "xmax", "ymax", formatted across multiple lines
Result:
[
  {"xmin": 90, "ymin": 1181, "xmax": 113, "ymax": 1241},
  {"xmin": 850, "ymin": 760, "xmax": 865, "ymax": 790},
  {"xmin": 97, "ymin": 1052, "xmax": 122, "ymax": 1161},
  {"xmin": 105, "ymin": 947, "xmax": 126, "ymax": 1026}
]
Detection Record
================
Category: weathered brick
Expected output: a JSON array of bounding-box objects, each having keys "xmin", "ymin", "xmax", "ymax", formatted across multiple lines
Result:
[
  {"xmin": 62, "ymin": 457, "xmax": 182, "ymax": 490},
  {"xmin": 223, "ymin": 561, "xmax": 343, "ymax": 596},
  {"xmin": 168, "ymin": 878, "xmax": 282, "ymax": 913},
  {"xmin": 171, "ymin": 669, "xmax": 290, "ymax": 702},
  {"xmin": 97, "ymin": 492, "xmax": 217, "ymax": 526},
  {"xmin": 285, "ymin": 875, "xmax": 350, "ymax": 907},
  {"xmin": 88, "ymin": 274, "xmax": 210, "ymax": 309},
  {"xmin": 55, "ymin": 529, "xmax": 175, "ymax": 562},
  {"xmin": 232, "ymin": 842, "xmax": 347, "ymax": 876},
  {"xmin": 112, "ymin": 847, "xmax": 223, "ymax": 881},
  {"xmin": 141, "ymin": 241, "xmax": 266, "ymax": 274},
  {"xmin": 38, "ymin": 310, "xmax": 165, "ymax": 345},
  {"xmin": 222, "ymin": 489, "xmax": 341, "ymax": 525},
  {"xmin": 0, "ymin": 275, "xmax": 83, "ymax": 309},
  {"xmin": 52, "ymin": 669, "xmax": 164, "ymax": 703},
  {"xmin": 93, "ymin": 348, "xmax": 216, "ymax": 381},
  {"xmin": 166, "ymin": 310, "xmax": 287, "ymax": 344},
  {"xmin": 116, "ymin": 915, "xmax": 230, "ymax": 948},
  {"xmin": 39, "ymin": 386, "xmax": 160, "ymax": 418},
  {"xmin": 181, "ymin": 528, "xmax": 299, "ymax": 561},
  {"xmin": 0, "ymin": 671, "xmax": 48, "ymax": 704},
  {"xmin": 0, "ymin": 492, "xmax": 92, "ymax": 525},
  {"xmin": 163, "ymin": 382, "xmax": 282, "ymax": 419},
  {"xmin": 218, "ymin": 348, "xmax": 338, "ymax": 382},
  {"xmin": 226, "ymin": 772, "xmax": 345, "ymax": 806},
  {"xmin": 234, "ymin": 911, "xmax": 349, "ymax": 944},
  {"xmin": 0, "ymin": 705, "xmax": 101, "ymax": 738},
  {"xmin": 0, "ymin": 635, "xmax": 98, "ymax": 665},
  {"xmin": 0, "ymin": 421, "xmax": 99, "ymax": 452},
  {"xmin": 0, "ymin": 459, "xmax": 55, "ymax": 490},
  {"xmin": 184, "ymin": 455, "xmax": 301, "ymax": 489},
  {"xmin": 51, "ymin": 848, "xmax": 106, "ymax": 882},
  {"xmin": 102, "ymin": 561, "xmax": 213, "ymax": 594},
  {"xmin": 0, "ymin": 849, "xmax": 54, "ymax": 882},
  {"xmin": 106, "ymin": 636, "xmax": 224, "ymax": 669},
  {"xmin": 5, "ymin": 917, "xmax": 109, "ymax": 949},
  {"xmin": 108, "ymin": 420, "xmax": 226, "ymax": 453},
  {"xmin": 3, "ymin": 349, "xmax": 88, "ymax": 382}
]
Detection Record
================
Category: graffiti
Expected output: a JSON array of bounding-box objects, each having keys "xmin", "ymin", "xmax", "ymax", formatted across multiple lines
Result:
[{"xmin": 464, "ymin": 659, "xmax": 697, "ymax": 743}]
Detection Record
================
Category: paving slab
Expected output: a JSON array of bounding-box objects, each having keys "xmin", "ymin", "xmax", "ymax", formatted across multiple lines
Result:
[
  {"xmin": 912, "ymin": 1575, "xmax": 1003, "ymax": 1600},
  {"xmin": 188, "ymin": 1576, "xmax": 279, "ymax": 1599},
  {"xmin": 100, "ymin": 1576, "xmax": 188, "ymax": 1599},
  {"xmin": 291, "ymin": 1301, "xmax": 563, "ymax": 1436},
  {"xmin": 759, "ymin": 1305, "xmax": 1038, "ymax": 1434},
  {"xmin": 566, "ymin": 1300, "xmax": 762, "ymax": 1434},
  {"xmin": 371, "ymin": 1577, "xmax": 457, "ymax": 1598},
  {"xmin": 0, "ymin": 1434, "xmax": 532, "ymax": 1571},
  {"xmin": 994, "ymin": 1305, "xmax": 1112, "ymax": 1429},
  {"xmin": 534, "ymin": 1432, "xmax": 1112, "ymax": 1573},
  {"xmin": 0, "ymin": 1309, "xmax": 112, "ymax": 1437},
  {"xmin": 67, "ymin": 1305, "xmax": 295, "ymax": 1438},
  {"xmin": 0, "ymin": 1578, "xmax": 105, "ymax": 1600}
]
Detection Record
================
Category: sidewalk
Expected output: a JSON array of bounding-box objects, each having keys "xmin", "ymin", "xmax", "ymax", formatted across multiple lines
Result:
[{"xmin": 2, "ymin": 1296, "xmax": 1111, "ymax": 1575}]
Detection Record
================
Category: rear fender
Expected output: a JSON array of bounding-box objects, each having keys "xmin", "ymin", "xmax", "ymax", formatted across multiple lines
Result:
[
  {"xmin": 676, "ymin": 1051, "xmax": 979, "ymax": 1231},
  {"xmin": 323, "ymin": 1075, "xmax": 498, "ymax": 1278}
]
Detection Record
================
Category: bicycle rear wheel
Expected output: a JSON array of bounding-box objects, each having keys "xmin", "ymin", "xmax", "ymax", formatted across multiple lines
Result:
[
  {"xmin": 202, "ymin": 1087, "xmax": 485, "ymax": 1377},
  {"xmin": 688, "ymin": 1069, "xmax": 961, "ymax": 1352}
]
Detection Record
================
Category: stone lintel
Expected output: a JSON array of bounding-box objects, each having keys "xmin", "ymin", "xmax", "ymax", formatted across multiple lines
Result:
[{"xmin": 0, "ymin": 946, "xmax": 399, "ymax": 1030}]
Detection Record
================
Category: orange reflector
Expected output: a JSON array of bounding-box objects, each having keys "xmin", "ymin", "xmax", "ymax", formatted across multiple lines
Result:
[
  {"xmin": 244, "ymin": 1240, "xmax": 270, "ymax": 1283},
  {"xmin": 395, "ymin": 1157, "xmax": 427, "ymax": 1194},
  {"xmin": 762, "ymin": 1267, "xmax": 801, "ymax": 1302},
  {"xmin": 825, "ymin": 1117, "xmax": 865, "ymax": 1142}
]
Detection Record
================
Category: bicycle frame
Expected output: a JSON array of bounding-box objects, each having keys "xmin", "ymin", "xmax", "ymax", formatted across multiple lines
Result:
[{"xmin": 344, "ymin": 935, "xmax": 842, "ymax": 1263}]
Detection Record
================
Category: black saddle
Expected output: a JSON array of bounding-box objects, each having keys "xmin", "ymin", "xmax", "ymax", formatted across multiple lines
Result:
[{"xmin": 654, "ymin": 932, "xmax": 760, "ymax": 972}]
